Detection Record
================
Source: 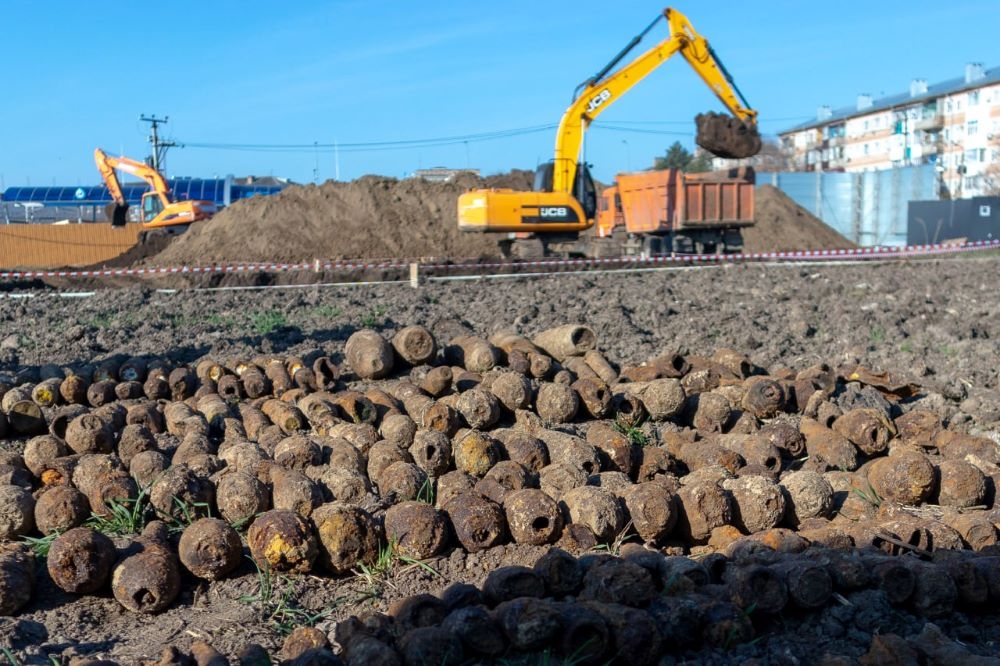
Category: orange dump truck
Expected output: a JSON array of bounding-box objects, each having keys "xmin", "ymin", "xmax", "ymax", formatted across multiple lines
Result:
[{"xmin": 595, "ymin": 166, "xmax": 755, "ymax": 255}]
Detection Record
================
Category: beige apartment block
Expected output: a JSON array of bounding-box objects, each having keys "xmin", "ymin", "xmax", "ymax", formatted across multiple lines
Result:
[{"xmin": 777, "ymin": 63, "xmax": 999, "ymax": 198}]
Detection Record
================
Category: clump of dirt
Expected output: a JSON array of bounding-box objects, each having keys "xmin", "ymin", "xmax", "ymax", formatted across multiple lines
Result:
[
  {"xmin": 743, "ymin": 185, "xmax": 857, "ymax": 253},
  {"xmin": 151, "ymin": 171, "xmax": 534, "ymax": 267}
]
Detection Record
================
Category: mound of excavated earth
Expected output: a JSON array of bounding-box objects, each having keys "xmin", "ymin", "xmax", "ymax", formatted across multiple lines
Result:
[{"xmin": 147, "ymin": 173, "xmax": 852, "ymax": 266}]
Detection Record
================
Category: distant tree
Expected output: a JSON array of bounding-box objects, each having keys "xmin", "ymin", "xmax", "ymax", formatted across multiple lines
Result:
[
  {"xmin": 687, "ymin": 151, "xmax": 714, "ymax": 173},
  {"xmin": 653, "ymin": 141, "xmax": 693, "ymax": 171},
  {"xmin": 983, "ymin": 135, "xmax": 1000, "ymax": 196}
]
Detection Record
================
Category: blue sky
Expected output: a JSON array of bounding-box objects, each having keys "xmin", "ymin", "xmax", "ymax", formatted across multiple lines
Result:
[{"xmin": 2, "ymin": 0, "xmax": 998, "ymax": 188}]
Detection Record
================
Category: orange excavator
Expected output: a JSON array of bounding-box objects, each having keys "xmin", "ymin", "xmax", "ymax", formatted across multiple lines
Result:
[{"xmin": 94, "ymin": 148, "xmax": 216, "ymax": 229}]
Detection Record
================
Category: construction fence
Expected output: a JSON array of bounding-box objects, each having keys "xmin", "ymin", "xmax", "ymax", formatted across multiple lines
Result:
[{"xmin": 759, "ymin": 165, "xmax": 939, "ymax": 247}]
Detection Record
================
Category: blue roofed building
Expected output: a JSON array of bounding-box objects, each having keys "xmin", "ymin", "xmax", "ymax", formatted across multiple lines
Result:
[{"xmin": 778, "ymin": 63, "xmax": 1000, "ymax": 199}]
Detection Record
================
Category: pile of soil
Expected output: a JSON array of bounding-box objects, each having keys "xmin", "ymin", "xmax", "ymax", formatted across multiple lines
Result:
[
  {"xmin": 146, "ymin": 173, "xmax": 851, "ymax": 268},
  {"xmin": 743, "ymin": 185, "xmax": 856, "ymax": 253}
]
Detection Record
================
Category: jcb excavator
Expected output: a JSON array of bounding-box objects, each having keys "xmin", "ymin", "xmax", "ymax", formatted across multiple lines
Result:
[
  {"xmin": 458, "ymin": 7, "xmax": 762, "ymax": 258},
  {"xmin": 94, "ymin": 148, "xmax": 217, "ymax": 230}
]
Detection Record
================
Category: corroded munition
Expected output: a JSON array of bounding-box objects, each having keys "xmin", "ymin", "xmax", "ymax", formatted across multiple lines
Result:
[
  {"xmin": 34, "ymin": 485, "xmax": 89, "ymax": 535},
  {"xmin": 0, "ymin": 543, "xmax": 36, "ymax": 616},
  {"xmin": 392, "ymin": 325, "xmax": 437, "ymax": 366},
  {"xmin": 832, "ymin": 408, "xmax": 895, "ymax": 456},
  {"xmin": 247, "ymin": 509, "xmax": 318, "ymax": 573},
  {"xmin": 532, "ymin": 324, "xmax": 596, "ymax": 362},
  {"xmin": 216, "ymin": 470, "xmax": 270, "ymax": 526},
  {"xmin": 504, "ymin": 489, "xmax": 563, "ymax": 545},
  {"xmin": 445, "ymin": 492, "xmax": 507, "ymax": 552},
  {"xmin": 178, "ymin": 518, "xmax": 243, "ymax": 581},
  {"xmin": 312, "ymin": 503, "xmax": 381, "ymax": 574},
  {"xmin": 676, "ymin": 480, "xmax": 733, "ymax": 542},
  {"xmin": 345, "ymin": 329, "xmax": 395, "ymax": 380},
  {"xmin": 867, "ymin": 451, "xmax": 936, "ymax": 505},
  {"xmin": 560, "ymin": 485, "xmax": 626, "ymax": 544},
  {"xmin": 447, "ymin": 335, "xmax": 498, "ymax": 373},
  {"xmin": 384, "ymin": 501, "xmax": 450, "ymax": 559},
  {"xmin": 623, "ymin": 481, "xmax": 678, "ymax": 543},
  {"xmin": 453, "ymin": 430, "xmax": 503, "ymax": 477},
  {"xmin": 535, "ymin": 382, "xmax": 579, "ymax": 423},
  {"xmin": 47, "ymin": 527, "xmax": 116, "ymax": 594},
  {"xmin": 111, "ymin": 524, "xmax": 181, "ymax": 614},
  {"xmin": 723, "ymin": 475, "xmax": 786, "ymax": 534},
  {"xmin": 0, "ymin": 484, "xmax": 36, "ymax": 540}
]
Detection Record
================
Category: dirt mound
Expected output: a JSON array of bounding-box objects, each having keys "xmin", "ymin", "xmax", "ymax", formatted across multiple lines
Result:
[
  {"xmin": 743, "ymin": 184, "xmax": 857, "ymax": 253},
  {"xmin": 151, "ymin": 171, "xmax": 535, "ymax": 266}
]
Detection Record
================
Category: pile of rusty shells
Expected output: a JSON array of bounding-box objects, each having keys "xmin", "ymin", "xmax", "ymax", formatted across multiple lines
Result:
[{"xmin": 0, "ymin": 322, "xmax": 999, "ymax": 633}]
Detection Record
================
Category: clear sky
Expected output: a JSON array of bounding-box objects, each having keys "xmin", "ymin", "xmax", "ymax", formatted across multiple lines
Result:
[{"xmin": 2, "ymin": 0, "xmax": 998, "ymax": 188}]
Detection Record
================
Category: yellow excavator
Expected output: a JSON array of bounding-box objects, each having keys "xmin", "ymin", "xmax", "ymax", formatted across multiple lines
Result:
[
  {"xmin": 94, "ymin": 148, "xmax": 217, "ymax": 230},
  {"xmin": 458, "ymin": 7, "xmax": 761, "ymax": 258}
]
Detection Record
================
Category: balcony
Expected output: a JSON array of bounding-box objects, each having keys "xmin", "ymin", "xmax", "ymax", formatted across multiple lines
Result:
[{"xmin": 914, "ymin": 114, "xmax": 944, "ymax": 131}]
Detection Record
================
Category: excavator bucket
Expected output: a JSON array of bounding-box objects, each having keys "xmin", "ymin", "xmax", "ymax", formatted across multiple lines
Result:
[
  {"xmin": 695, "ymin": 112, "xmax": 762, "ymax": 160},
  {"xmin": 106, "ymin": 203, "xmax": 129, "ymax": 228}
]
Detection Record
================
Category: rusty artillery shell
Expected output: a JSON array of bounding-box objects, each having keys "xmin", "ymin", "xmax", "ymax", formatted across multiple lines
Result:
[
  {"xmin": 34, "ymin": 485, "xmax": 89, "ymax": 535},
  {"xmin": 444, "ymin": 492, "xmax": 507, "ymax": 552},
  {"xmin": 85, "ymin": 380, "xmax": 117, "ymax": 407},
  {"xmin": 216, "ymin": 470, "xmax": 270, "ymax": 526},
  {"xmin": 529, "ymin": 547, "xmax": 581, "ymax": 598},
  {"xmin": 31, "ymin": 377, "xmax": 63, "ymax": 408},
  {"xmin": 585, "ymin": 602, "xmax": 663, "ymax": 666},
  {"xmin": 482, "ymin": 566, "xmax": 545, "ymax": 607},
  {"xmin": 758, "ymin": 420, "xmax": 806, "ymax": 459},
  {"xmin": 739, "ymin": 375, "xmax": 785, "ymax": 419},
  {"xmin": 379, "ymin": 413, "xmax": 417, "ymax": 450},
  {"xmin": 690, "ymin": 391, "xmax": 732, "ymax": 433},
  {"xmin": 271, "ymin": 466, "xmax": 322, "ymax": 517},
  {"xmin": 500, "ymin": 431, "xmax": 549, "ymax": 472},
  {"xmin": 488, "ymin": 371, "xmax": 532, "ymax": 413},
  {"xmin": 489, "ymin": 330, "xmax": 545, "ymax": 358},
  {"xmin": 384, "ymin": 500, "xmax": 450, "ymax": 559},
  {"xmin": 527, "ymin": 351, "xmax": 554, "ymax": 380},
  {"xmin": 342, "ymin": 330, "xmax": 394, "ymax": 380},
  {"xmin": 800, "ymin": 417, "xmax": 858, "ymax": 471},
  {"xmin": 620, "ymin": 379, "xmax": 686, "ymax": 422},
  {"xmin": 539, "ymin": 462, "xmax": 588, "ymax": 499},
  {"xmin": 572, "ymin": 377, "xmax": 612, "ymax": 420},
  {"xmin": 409, "ymin": 429, "xmax": 453, "ymax": 477},
  {"xmin": 675, "ymin": 480, "xmax": 733, "ymax": 543},
  {"xmin": 274, "ymin": 434, "xmax": 322, "ymax": 470},
  {"xmin": 162, "ymin": 401, "xmax": 199, "ymax": 437},
  {"xmin": 166, "ymin": 366, "xmax": 196, "ymax": 402},
  {"xmin": 946, "ymin": 512, "xmax": 998, "ymax": 551},
  {"xmin": 637, "ymin": 445, "xmax": 678, "ymax": 482},
  {"xmin": 416, "ymin": 366, "xmax": 452, "ymax": 398},
  {"xmin": 306, "ymin": 356, "xmax": 338, "ymax": 393},
  {"xmin": 279, "ymin": 626, "xmax": 330, "ymax": 663},
  {"xmin": 129, "ymin": 450, "xmax": 170, "ymax": 489},
  {"xmin": 493, "ymin": 597, "xmax": 561, "ymax": 651},
  {"xmin": 435, "ymin": 470, "xmax": 476, "ymax": 508},
  {"xmin": 172, "ymin": 431, "xmax": 216, "ymax": 467},
  {"xmin": 453, "ymin": 430, "xmax": 503, "ymax": 478},
  {"xmin": 329, "ymin": 390, "xmax": 376, "ymax": 425},
  {"xmin": 149, "ymin": 463, "xmax": 214, "ymax": 522},
  {"xmin": 259, "ymin": 398, "xmax": 306, "ymax": 435},
  {"xmin": 559, "ymin": 485, "xmax": 626, "ymax": 544},
  {"xmin": 258, "ymin": 359, "xmax": 292, "ymax": 397},
  {"xmin": 48, "ymin": 404, "xmax": 87, "ymax": 442},
  {"xmin": 675, "ymin": 439, "xmax": 742, "ymax": 476},
  {"xmin": 563, "ymin": 356, "xmax": 600, "ymax": 382},
  {"xmin": 936, "ymin": 459, "xmax": 987, "ymax": 508},
  {"xmin": 534, "ymin": 381, "xmax": 578, "ymax": 423},
  {"xmin": 482, "ymin": 460, "xmax": 533, "ymax": 495},
  {"xmin": 311, "ymin": 503, "xmax": 381, "ymax": 575},
  {"xmin": 175, "ymin": 517, "xmax": 243, "ymax": 581},
  {"xmin": 23, "ymin": 434, "xmax": 69, "ymax": 478},
  {"xmin": 868, "ymin": 450, "xmax": 936, "ymax": 505},
  {"xmin": 0, "ymin": 385, "xmax": 31, "ymax": 413},
  {"xmin": 622, "ymin": 482, "xmax": 677, "ymax": 543},
  {"xmin": 377, "ymin": 461, "xmax": 428, "ymax": 502},
  {"xmin": 142, "ymin": 369, "xmax": 169, "ymax": 401},
  {"xmin": 47, "ymin": 527, "xmax": 115, "ymax": 595},
  {"xmin": 722, "ymin": 475, "xmax": 786, "ymax": 534},
  {"xmin": 452, "ymin": 368, "xmax": 481, "ymax": 392},
  {"xmin": 454, "ymin": 388, "xmax": 500, "ymax": 430},
  {"xmin": 938, "ymin": 553, "xmax": 989, "ymax": 606},
  {"xmin": 832, "ymin": 408, "xmax": 895, "ymax": 456},
  {"xmin": 906, "ymin": 559, "xmax": 958, "ymax": 617},
  {"xmin": 237, "ymin": 363, "xmax": 271, "ymax": 399},
  {"xmin": 780, "ymin": 470, "xmax": 834, "ymax": 527},
  {"xmin": 390, "ymin": 593, "xmax": 448, "ymax": 633},
  {"xmin": 111, "ymin": 533, "xmax": 181, "ymax": 614},
  {"xmin": 726, "ymin": 564, "xmax": 788, "ymax": 614},
  {"xmin": 531, "ymin": 324, "xmax": 596, "ymax": 362},
  {"xmin": 716, "ymin": 433, "xmax": 782, "ymax": 475},
  {"xmin": 396, "ymin": 626, "xmax": 462, "ymax": 666},
  {"xmin": 247, "ymin": 509, "xmax": 318, "ymax": 573},
  {"xmin": 7, "ymin": 399, "xmax": 47, "ymax": 435},
  {"xmin": 441, "ymin": 605, "xmax": 505, "ymax": 658},
  {"xmin": 64, "ymin": 413, "xmax": 115, "ymax": 455},
  {"xmin": 579, "ymin": 558, "xmax": 655, "ymax": 607},
  {"xmin": 60, "ymin": 373, "xmax": 90, "ymax": 405},
  {"xmin": 113, "ymin": 381, "xmax": 142, "ymax": 401},
  {"xmin": 583, "ymin": 349, "xmax": 618, "ymax": 385},
  {"xmin": 444, "ymin": 335, "xmax": 498, "ymax": 374},
  {"xmin": 0, "ymin": 543, "xmax": 35, "ymax": 616},
  {"xmin": 125, "ymin": 402, "xmax": 165, "ymax": 436},
  {"xmin": 504, "ymin": 489, "xmax": 563, "ymax": 545},
  {"xmin": 391, "ymin": 325, "xmax": 437, "ymax": 367},
  {"xmin": 0, "ymin": 485, "xmax": 35, "ymax": 540},
  {"xmin": 770, "ymin": 560, "xmax": 833, "ymax": 609},
  {"xmin": 367, "ymin": 440, "xmax": 413, "ymax": 486}
]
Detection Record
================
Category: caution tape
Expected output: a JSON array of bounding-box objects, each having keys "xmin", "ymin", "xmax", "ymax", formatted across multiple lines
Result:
[{"xmin": 2, "ymin": 239, "xmax": 998, "ymax": 282}]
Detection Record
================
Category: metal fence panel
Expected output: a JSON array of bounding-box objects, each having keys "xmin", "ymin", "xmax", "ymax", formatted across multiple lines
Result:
[{"xmin": 760, "ymin": 165, "xmax": 938, "ymax": 247}]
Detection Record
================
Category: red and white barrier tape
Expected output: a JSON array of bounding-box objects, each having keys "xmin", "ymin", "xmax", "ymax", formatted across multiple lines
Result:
[{"xmin": 3, "ymin": 239, "xmax": 998, "ymax": 282}]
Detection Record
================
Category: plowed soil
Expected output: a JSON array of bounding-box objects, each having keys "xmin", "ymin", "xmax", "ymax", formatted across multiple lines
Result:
[{"xmin": 2, "ymin": 255, "xmax": 1000, "ymax": 664}]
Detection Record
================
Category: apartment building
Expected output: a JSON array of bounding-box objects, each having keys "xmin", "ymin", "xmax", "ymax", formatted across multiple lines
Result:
[{"xmin": 778, "ymin": 63, "xmax": 1000, "ymax": 198}]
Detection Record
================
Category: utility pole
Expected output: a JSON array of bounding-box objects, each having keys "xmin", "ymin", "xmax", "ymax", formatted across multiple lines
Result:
[{"xmin": 139, "ymin": 114, "xmax": 176, "ymax": 173}]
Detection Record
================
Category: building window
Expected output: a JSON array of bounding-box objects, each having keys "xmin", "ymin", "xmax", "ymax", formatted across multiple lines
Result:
[
  {"xmin": 969, "ymin": 90, "xmax": 981, "ymax": 106},
  {"xmin": 863, "ymin": 143, "xmax": 870, "ymax": 156},
  {"xmin": 979, "ymin": 148, "xmax": 987, "ymax": 162},
  {"xmin": 966, "ymin": 149, "xmax": 978, "ymax": 163},
  {"xmin": 968, "ymin": 120, "xmax": 979, "ymax": 136},
  {"xmin": 946, "ymin": 99, "xmax": 954, "ymax": 113}
]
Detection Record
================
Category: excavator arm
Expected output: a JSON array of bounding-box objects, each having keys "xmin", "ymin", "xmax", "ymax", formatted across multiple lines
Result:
[
  {"xmin": 551, "ymin": 7, "xmax": 759, "ymax": 194},
  {"xmin": 458, "ymin": 6, "xmax": 761, "ymax": 236}
]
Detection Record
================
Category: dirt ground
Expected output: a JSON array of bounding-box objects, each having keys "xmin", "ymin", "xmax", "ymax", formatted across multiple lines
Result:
[{"xmin": 2, "ymin": 255, "xmax": 1000, "ymax": 664}]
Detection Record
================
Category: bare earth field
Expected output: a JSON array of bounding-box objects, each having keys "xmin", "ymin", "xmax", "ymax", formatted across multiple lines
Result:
[{"xmin": 0, "ymin": 255, "xmax": 999, "ymax": 665}]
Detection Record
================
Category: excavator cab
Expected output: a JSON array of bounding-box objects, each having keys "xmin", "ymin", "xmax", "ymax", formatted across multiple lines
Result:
[
  {"xmin": 533, "ymin": 161, "xmax": 598, "ymax": 220},
  {"xmin": 141, "ymin": 192, "xmax": 165, "ymax": 224}
]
